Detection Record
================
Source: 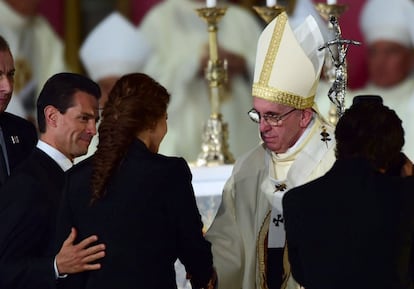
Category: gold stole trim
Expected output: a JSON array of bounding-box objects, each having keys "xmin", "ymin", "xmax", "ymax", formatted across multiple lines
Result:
[
  {"xmin": 257, "ymin": 210, "xmax": 271, "ymax": 289},
  {"xmin": 257, "ymin": 212, "xmax": 292, "ymax": 289}
]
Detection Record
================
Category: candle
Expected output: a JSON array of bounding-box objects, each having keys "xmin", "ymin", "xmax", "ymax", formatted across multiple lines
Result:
[
  {"xmin": 266, "ymin": 0, "xmax": 276, "ymax": 6},
  {"xmin": 206, "ymin": 0, "xmax": 216, "ymax": 7},
  {"xmin": 327, "ymin": 0, "xmax": 337, "ymax": 4}
]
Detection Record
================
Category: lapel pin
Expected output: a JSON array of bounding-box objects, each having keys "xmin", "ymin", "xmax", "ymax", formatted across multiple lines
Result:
[{"xmin": 11, "ymin": 136, "xmax": 19, "ymax": 144}]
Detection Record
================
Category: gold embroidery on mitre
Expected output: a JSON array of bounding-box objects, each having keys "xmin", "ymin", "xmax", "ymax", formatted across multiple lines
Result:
[
  {"xmin": 258, "ymin": 12, "xmax": 286, "ymax": 87},
  {"xmin": 252, "ymin": 12, "xmax": 315, "ymax": 110},
  {"xmin": 252, "ymin": 84, "xmax": 315, "ymax": 109}
]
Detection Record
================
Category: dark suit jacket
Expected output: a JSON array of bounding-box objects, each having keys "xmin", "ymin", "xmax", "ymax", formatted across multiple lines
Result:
[
  {"xmin": 283, "ymin": 158, "xmax": 414, "ymax": 289},
  {"xmin": 0, "ymin": 148, "xmax": 65, "ymax": 289},
  {"xmin": 56, "ymin": 139, "xmax": 213, "ymax": 289},
  {"xmin": 0, "ymin": 112, "xmax": 37, "ymax": 175}
]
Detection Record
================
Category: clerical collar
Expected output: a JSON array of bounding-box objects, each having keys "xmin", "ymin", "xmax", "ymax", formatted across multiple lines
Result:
[{"xmin": 36, "ymin": 140, "xmax": 73, "ymax": 172}]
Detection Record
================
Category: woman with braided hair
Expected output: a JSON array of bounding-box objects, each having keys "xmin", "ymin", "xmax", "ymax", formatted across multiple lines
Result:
[{"xmin": 55, "ymin": 73, "xmax": 216, "ymax": 289}]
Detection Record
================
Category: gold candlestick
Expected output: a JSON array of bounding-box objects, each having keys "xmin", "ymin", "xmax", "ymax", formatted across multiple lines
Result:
[
  {"xmin": 253, "ymin": 5, "xmax": 285, "ymax": 23},
  {"xmin": 195, "ymin": 7, "xmax": 234, "ymax": 167}
]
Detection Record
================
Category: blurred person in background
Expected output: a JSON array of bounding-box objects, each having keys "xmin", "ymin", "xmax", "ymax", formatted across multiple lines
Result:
[
  {"xmin": 140, "ymin": 0, "xmax": 263, "ymax": 162},
  {"xmin": 349, "ymin": 0, "xmax": 414, "ymax": 160},
  {"xmin": 0, "ymin": 0, "xmax": 67, "ymax": 123},
  {"xmin": 75, "ymin": 11, "xmax": 151, "ymax": 163}
]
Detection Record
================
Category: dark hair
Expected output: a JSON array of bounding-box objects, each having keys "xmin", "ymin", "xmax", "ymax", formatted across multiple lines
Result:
[
  {"xmin": 0, "ymin": 35, "xmax": 11, "ymax": 52},
  {"xmin": 335, "ymin": 95, "xmax": 404, "ymax": 170},
  {"xmin": 36, "ymin": 72, "xmax": 101, "ymax": 133},
  {"xmin": 91, "ymin": 73, "xmax": 170, "ymax": 202}
]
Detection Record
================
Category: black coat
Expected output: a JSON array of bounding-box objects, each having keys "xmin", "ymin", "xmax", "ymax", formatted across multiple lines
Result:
[
  {"xmin": 283, "ymin": 159, "xmax": 414, "ymax": 289},
  {"xmin": 0, "ymin": 112, "xmax": 37, "ymax": 173},
  {"xmin": 0, "ymin": 148, "xmax": 65, "ymax": 289},
  {"xmin": 56, "ymin": 139, "xmax": 213, "ymax": 289}
]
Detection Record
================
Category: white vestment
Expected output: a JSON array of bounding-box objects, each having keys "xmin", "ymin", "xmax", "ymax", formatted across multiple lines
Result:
[
  {"xmin": 0, "ymin": 0, "xmax": 67, "ymax": 120},
  {"xmin": 140, "ymin": 0, "xmax": 263, "ymax": 162},
  {"xmin": 205, "ymin": 116, "xmax": 336, "ymax": 289}
]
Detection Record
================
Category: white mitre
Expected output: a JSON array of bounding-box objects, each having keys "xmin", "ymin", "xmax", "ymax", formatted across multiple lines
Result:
[
  {"xmin": 289, "ymin": 0, "xmax": 331, "ymax": 42},
  {"xmin": 80, "ymin": 11, "xmax": 151, "ymax": 81},
  {"xmin": 360, "ymin": 0, "xmax": 414, "ymax": 48},
  {"xmin": 252, "ymin": 11, "xmax": 325, "ymax": 110}
]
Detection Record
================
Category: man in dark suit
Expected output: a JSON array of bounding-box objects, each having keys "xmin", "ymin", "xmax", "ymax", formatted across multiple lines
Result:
[
  {"xmin": 0, "ymin": 72, "xmax": 106, "ymax": 289},
  {"xmin": 283, "ymin": 95, "xmax": 414, "ymax": 289},
  {"xmin": 0, "ymin": 35, "xmax": 37, "ymax": 186}
]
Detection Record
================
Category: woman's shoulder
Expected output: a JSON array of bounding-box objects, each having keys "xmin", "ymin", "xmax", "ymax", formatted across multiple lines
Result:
[{"xmin": 152, "ymin": 153, "xmax": 190, "ymax": 171}]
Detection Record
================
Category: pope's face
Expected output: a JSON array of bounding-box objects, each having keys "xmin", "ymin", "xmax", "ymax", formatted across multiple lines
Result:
[
  {"xmin": 0, "ymin": 50, "xmax": 14, "ymax": 113},
  {"xmin": 367, "ymin": 40, "xmax": 414, "ymax": 88},
  {"xmin": 253, "ymin": 97, "xmax": 305, "ymax": 154}
]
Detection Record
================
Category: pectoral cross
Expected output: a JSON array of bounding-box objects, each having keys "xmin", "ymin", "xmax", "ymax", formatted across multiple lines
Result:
[
  {"xmin": 275, "ymin": 183, "xmax": 286, "ymax": 191},
  {"xmin": 320, "ymin": 125, "xmax": 331, "ymax": 147}
]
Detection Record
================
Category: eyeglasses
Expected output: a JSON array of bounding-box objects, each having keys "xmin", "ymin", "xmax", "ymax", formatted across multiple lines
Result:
[{"xmin": 248, "ymin": 108, "xmax": 297, "ymax": 126}]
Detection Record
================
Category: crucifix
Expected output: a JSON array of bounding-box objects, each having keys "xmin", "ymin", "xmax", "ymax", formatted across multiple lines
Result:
[{"xmin": 318, "ymin": 15, "xmax": 361, "ymax": 119}]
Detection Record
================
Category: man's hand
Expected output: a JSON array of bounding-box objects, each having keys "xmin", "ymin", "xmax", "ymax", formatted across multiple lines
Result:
[
  {"xmin": 187, "ymin": 267, "xmax": 217, "ymax": 289},
  {"xmin": 56, "ymin": 227, "xmax": 106, "ymax": 274}
]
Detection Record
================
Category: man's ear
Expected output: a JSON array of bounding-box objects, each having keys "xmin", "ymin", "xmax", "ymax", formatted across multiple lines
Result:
[
  {"xmin": 299, "ymin": 108, "xmax": 314, "ymax": 128},
  {"xmin": 44, "ymin": 105, "xmax": 59, "ymax": 128}
]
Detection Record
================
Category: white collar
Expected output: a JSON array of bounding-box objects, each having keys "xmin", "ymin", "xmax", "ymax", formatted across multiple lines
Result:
[{"xmin": 36, "ymin": 140, "xmax": 73, "ymax": 172}]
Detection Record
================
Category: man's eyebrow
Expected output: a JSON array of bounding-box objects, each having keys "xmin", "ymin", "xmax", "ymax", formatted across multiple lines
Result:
[{"xmin": 79, "ymin": 112, "xmax": 96, "ymax": 118}]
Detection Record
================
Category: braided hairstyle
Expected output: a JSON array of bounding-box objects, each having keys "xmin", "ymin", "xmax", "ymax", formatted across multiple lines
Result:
[{"xmin": 90, "ymin": 73, "xmax": 170, "ymax": 203}]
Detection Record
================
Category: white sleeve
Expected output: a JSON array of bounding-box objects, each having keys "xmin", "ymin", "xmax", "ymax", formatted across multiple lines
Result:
[{"xmin": 205, "ymin": 176, "xmax": 244, "ymax": 289}]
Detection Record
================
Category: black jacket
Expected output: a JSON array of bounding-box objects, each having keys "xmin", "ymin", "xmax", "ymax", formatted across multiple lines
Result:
[
  {"xmin": 283, "ymin": 158, "xmax": 414, "ymax": 289},
  {"xmin": 0, "ymin": 148, "xmax": 65, "ymax": 289},
  {"xmin": 0, "ymin": 112, "xmax": 37, "ymax": 174},
  {"xmin": 56, "ymin": 139, "xmax": 213, "ymax": 289}
]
